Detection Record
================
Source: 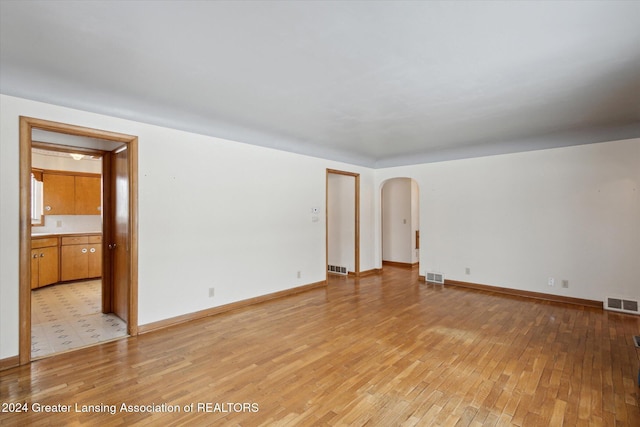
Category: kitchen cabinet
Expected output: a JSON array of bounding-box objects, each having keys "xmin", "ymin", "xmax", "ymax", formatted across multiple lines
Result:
[
  {"xmin": 61, "ymin": 235, "xmax": 102, "ymax": 281},
  {"xmin": 43, "ymin": 173, "xmax": 75, "ymax": 215},
  {"xmin": 43, "ymin": 172, "xmax": 101, "ymax": 215},
  {"xmin": 31, "ymin": 237, "xmax": 59, "ymax": 289},
  {"xmin": 74, "ymin": 176, "xmax": 101, "ymax": 215},
  {"xmin": 87, "ymin": 236, "xmax": 103, "ymax": 278}
]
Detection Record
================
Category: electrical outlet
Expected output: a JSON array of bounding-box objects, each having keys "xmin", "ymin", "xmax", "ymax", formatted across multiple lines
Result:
[
  {"xmin": 548, "ymin": 277, "xmax": 555, "ymax": 287},
  {"xmin": 562, "ymin": 280, "xmax": 569, "ymax": 288},
  {"xmin": 209, "ymin": 287, "xmax": 215, "ymax": 298},
  {"xmin": 297, "ymin": 271, "xmax": 301, "ymax": 279},
  {"xmin": 465, "ymin": 267, "xmax": 470, "ymax": 275}
]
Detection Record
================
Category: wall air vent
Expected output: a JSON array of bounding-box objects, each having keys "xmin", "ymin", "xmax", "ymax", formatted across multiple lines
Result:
[
  {"xmin": 426, "ymin": 272, "xmax": 444, "ymax": 284},
  {"xmin": 328, "ymin": 265, "xmax": 348, "ymax": 275},
  {"xmin": 605, "ymin": 297, "xmax": 639, "ymax": 315}
]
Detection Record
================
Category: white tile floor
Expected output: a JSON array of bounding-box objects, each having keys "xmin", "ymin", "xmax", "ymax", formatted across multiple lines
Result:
[{"xmin": 31, "ymin": 279, "xmax": 127, "ymax": 359}]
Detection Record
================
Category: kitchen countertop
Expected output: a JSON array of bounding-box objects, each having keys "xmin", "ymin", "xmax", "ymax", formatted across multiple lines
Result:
[{"xmin": 31, "ymin": 231, "xmax": 102, "ymax": 237}]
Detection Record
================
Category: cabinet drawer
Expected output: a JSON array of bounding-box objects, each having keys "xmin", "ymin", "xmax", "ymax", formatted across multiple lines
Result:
[
  {"xmin": 32, "ymin": 237, "xmax": 58, "ymax": 249},
  {"xmin": 61, "ymin": 236, "xmax": 89, "ymax": 245},
  {"xmin": 88, "ymin": 235, "xmax": 102, "ymax": 243}
]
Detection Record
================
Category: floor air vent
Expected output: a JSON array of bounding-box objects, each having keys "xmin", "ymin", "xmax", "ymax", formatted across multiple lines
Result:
[
  {"xmin": 426, "ymin": 272, "xmax": 444, "ymax": 284},
  {"xmin": 605, "ymin": 297, "xmax": 639, "ymax": 315},
  {"xmin": 328, "ymin": 265, "xmax": 348, "ymax": 275}
]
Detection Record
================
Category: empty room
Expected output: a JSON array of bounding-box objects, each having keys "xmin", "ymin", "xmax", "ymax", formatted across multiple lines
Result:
[{"xmin": 1, "ymin": 1, "xmax": 639, "ymax": 425}]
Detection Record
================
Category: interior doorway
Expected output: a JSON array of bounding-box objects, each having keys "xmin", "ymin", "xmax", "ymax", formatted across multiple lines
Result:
[
  {"xmin": 19, "ymin": 116, "xmax": 138, "ymax": 365},
  {"xmin": 326, "ymin": 169, "xmax": 360, "ymax": 277},
  {"xmin": 29, "ymin": 147, "xmax": 128, "ymax": 358},
  {"xmin": 381, "ymin": 178, "xmax": 420, "ymax": 269}
]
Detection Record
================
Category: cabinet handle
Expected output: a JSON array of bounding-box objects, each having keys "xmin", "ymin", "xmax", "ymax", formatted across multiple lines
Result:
[
  {"xmin": 33, "ymin": 253, "xmax": 39, "ymax": 258},
  {"xmin": 90, "ymin": 248, "xmax": 96, "ymax": 253},
  {"xmin": 81, "ymin": 248, "xmax": 88, "ymax": 254},
  {"xmin": 45, "ymin": 206, "xmax": 52, "ymax": 211},
  {"xmin": 40, "ymin": 253, "xmax": 45, "ymax": 257},
  {"xmin": 108, "ymin": 243, "xmax": 117, "ymax": 250}
]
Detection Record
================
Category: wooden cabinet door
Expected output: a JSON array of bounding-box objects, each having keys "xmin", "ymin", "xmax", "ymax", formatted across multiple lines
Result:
[
  {"xmin": 31, "ymin": 249, "xmax": 40, "ymax": 290},
  {"xmin": 43, "ymin": 174, "xmax": 75, "ymax": 215},
  {"xmin": 61, "ymin": 245, "xmax": 88, "ymax": 281},
  {"xmin": 31, "ymin": 246, "xmax": 60, "ymax": 288},
  {"xmin": 88, "ymin": 244, "xmax": 102, "ymax": 278},
  {"xmin": 75, "ymin": 176, "xmax": 101, "ymax": 215},
  {"xmin": 38, "ymin": 246, "xmax": 60, "ymax": 287}
]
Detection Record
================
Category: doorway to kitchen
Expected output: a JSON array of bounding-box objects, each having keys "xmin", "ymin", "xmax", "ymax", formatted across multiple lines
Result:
[
  {"xmin": 19, "ymin": 117, "xmax": 138, "ymax": 365},
  {"xmin": 30, "ymin": 147, "xmax": 125, "ymax": 358}
]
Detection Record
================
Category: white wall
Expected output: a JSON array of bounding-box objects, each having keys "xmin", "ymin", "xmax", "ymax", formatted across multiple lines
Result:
[
  {"xmin": 375, "ymin": 138, "xmax": 640, "ymax": 303},
  {"xmin": 0, "ymin": 94, "xmax": 376, "ymax": 359},
  {"xmin": 327, "ymin": 173, "xmax": 355, "ymax": 272}
]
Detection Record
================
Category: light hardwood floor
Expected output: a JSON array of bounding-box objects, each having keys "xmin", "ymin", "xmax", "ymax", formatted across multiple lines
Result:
[{"xmin": 1, "ymin": 267, "xmax": 639, "ymax": 426}]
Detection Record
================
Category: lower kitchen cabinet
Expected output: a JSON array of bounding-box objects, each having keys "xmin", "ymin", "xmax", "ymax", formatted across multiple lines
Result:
[
  {"xmin": 31, "ymin": 238, "xmax": 59, "ymax": 289},
  {"xmin": 60, "ymin": 235, "xmax": 103, "ymax": 282}
]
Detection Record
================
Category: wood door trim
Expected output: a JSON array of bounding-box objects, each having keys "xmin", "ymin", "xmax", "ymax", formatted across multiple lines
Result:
[
  {"xmin": 128, "ymin": 140, "xmax": 139, "ymax": 335},
  {"xmin": 19, "ymin": 117, "xmax": 32, "ymax": 364},
  {"xmin": 326, "ymin": 169, "xmax": 360, "ymax": 279},
  {"xmin": 18, "ymin": 116, "xmax": 138, "ymax": 365},
  {"xmin": 23, "ymin": 116, "xmax": 135, "ymax": 141}
]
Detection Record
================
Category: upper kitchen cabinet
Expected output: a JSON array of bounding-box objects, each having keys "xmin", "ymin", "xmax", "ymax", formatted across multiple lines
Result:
[
  {"xmin": 43, "ymin": 173, "xmax": 75, "ymax": 215},
  {"xmin": 74, "ymin": 176, "xmax": 101, "ymax": 215},
  {"xmin": 43, "ymin": 171, "xmax": 101, "ymax": 215}
]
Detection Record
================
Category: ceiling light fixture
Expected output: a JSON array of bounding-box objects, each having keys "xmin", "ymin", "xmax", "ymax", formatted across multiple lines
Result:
[{"xmin": 70, "ymin": 153, "xmax": 84, "ymax": 160}]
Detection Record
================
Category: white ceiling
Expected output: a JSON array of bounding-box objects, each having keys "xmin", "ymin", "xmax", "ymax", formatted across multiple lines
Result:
[{"xmin": 1, "ymin": 1, "xmax": 639, "ymax": 167}]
